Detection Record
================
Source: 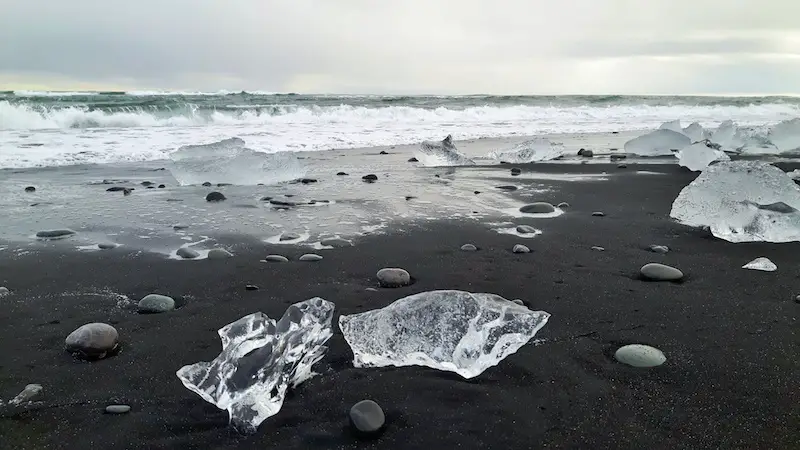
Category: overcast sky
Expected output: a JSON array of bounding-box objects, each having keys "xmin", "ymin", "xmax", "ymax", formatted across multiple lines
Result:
[{"xmin": 1, "ymin": 0, "xmax": 798, "ymax": 95}]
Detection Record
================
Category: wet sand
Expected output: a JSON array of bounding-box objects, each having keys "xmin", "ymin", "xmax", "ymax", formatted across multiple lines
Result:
[{"xmin": 1, "ymin": 158, "xmax": 798, "ymax": 449}]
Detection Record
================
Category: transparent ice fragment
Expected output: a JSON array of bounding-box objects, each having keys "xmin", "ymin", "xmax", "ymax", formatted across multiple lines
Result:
[
  {"xmin": 415, "ymin": 135, "xmax": 475, "ymax": 167},
  {"xmin": 176, "ymin": 298, "xmax": 335, "ymax": 433},
  {"xmin": 624, "ymin": 129, "xmax": 691, "ymax": 156},
  {"xmin": 675, "ymin": 142, "xmax": 729, "ymax": 171},
  {"xmin": 769, "ymin": 118, "xmax": 800, "ymax": 153},
  {"xmin": 742, "ymin": 257, "xmax": 777, "ymax": 272},
  {"xmin": 9, "ymin": 384, "xmax": 42, "ymax": 406},
  {"xmin": 488, "ymin": 138, "xmax": 565, "ymax": 163},
  {"xmin": 670, "ymin": 161, "xmax": 800, "ymax": 242},
  {"xmin": 338, "ymin": 290, "xmax": 550, "ymax": 379},
  {"xmin": 682, "ymin": 122, "xmax": 709, "ymax": 142},
  {"xmin": 710, "ymin": 120, "xmax": 747, "ymax": 152},
  {"xmin": 168, "ymin": 137, "xmax": 306, "ymax": 186},
  {"xmin": 659, "ymin": 119, "xmax": 683, "ymax": 134}
]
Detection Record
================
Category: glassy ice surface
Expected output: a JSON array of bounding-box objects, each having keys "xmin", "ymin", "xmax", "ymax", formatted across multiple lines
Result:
[
  {"xmin": 769, "ymin": 118, "xmax": 800, "ymax": 153},
  {"xmin": 742, "ymin": 257, "xmax": 777, "ymax": 272},
  {"xmin": 675, "ymin": 142, "xmax": 729, "ymax": 171},
  {"xmin": 487, "ymin": 138, "xmax": 565, "ymax": 163},
  {"xmin": 682, "ymin": 122, "xmax": 709, "ymax": 142},
  {"xmin": 659, "ymin": 120, "xmax": 683, "ymax": 134},
  {"xmin": 624, "ymin": 129, "xmax": 691, "ymax": 156},
  {"xmin": 176, "ymin": 298, "xmax": 335, "ymax": 433},
  {"xmin": 338, "ymin": 290, "xmax": 550, "ymax": 379},
  {"xmin": 415, "ymin": 135, "xmax": 476, "ymax": 167},
  {"xmin": 710, "ymin": 120, "xmax": 747, "ymax": 152},
  {"xmin": 670, "ymin": 161, "xmax": 800, "ymax": 243},
  {"xmin": 169, "ymin": 137, "xmax": 306, "ymax": 186}
]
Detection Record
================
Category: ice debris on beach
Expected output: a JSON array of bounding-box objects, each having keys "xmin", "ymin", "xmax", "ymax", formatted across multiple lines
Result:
[
  {"xmin": 176, "ymin": 298, "xmax": 335, "ymax": 433},
  {"xmin": 769, "ymin": 118, "xmax": 800, "ymax": 153},
  {"xmin": 487, "ymin": 138, "xmax": 565, "ymax": 163},
  {"xmin": 675, "ymin": 142, "xmax": 729, "ymax": 171},
  {"xmin": 742, "ymin": 257, "xmax": 777, "ymax": 272},
  {"xmin": 338, "ymin": 290, "xmax": 550, "ymax": 379},
  {"xmin": 414, "ymin": 135, "xmax": 475, "ymax": 166},
  {"xmin": 624, "ymin": 129, "xmax": 691, "ymax": 156},
  {"xmin": 670, "ymin": 161, "xmax": 800, "ymax": 242},
  {"xmin": 169, "ymin": 137, "xmax": 305, "ymax": 186}
]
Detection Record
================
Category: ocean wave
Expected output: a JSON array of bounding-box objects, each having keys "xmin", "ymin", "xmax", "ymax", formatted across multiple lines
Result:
[{"xmin": 1, "ymin": 100, "xmax": 797, "ymax": 131}]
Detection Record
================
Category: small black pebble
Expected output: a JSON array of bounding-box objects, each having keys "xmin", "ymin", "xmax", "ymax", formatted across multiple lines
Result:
[
  {"xmin": 408, "ymin": 157, "xmax": 418, "ymax": 162},
  {"xmin": 158, "ymin": 184, "xmax": 165, "ymax": 188},
  {"xmin": 202, "ymin": 182, "xmax": 212, "ymax": 187},
  {"xmin": 474, "ymin": 190, "xmax": 481, "ymax": 194},
  {"xmin": 245, "ymin": 284, "xmax": 259, "ymax": 291},
  {"xmin": 379, "ymin": 150, "xmax": 388, "ymax": 155},
  {"xmin": 337, "ymin": 172, "xmax": 348, "ymax": 176},
  {"xmin": 24, "ymin": 186, "xmax": 36, "ymax": 192},
  {"xmin": 362, "ymin": 174, "xmax": 378, "ymax": 182}
]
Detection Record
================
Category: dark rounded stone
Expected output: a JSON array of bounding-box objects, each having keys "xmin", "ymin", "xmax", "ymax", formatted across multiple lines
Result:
[
  {"xmin": 158, "ymin": 184, "xmax": 166, "ymax": 188},
  {"xmin": 141, "ymin": 181, "xmax": 154, "ymax": 186},
  {"xmin": 202, "ymin": 182, "xmax": 212, "ymax": 187},
  {"xmin": 579, "ymin": 149, "xmax": 594, "ymax": 157},
  {"xmin": 592, "ymin": 211, "xmax": 605, "ymax": 217},
  {"xmin": 337, "ymin": 172, "xmax": 348, "ymax": 176},
  {"xmin": 36, "ymin": 229, "xmax": 76, "ymax": 239},
  {"xmin": 362, "ymin": 174, "xmax": 378, "ymax": 182},
  {"xmin": 349, "ymin": 400, "xmax": 385, "ymax": 436},
  {"xmin": 245, "ymin": 284, "xmax": 259, "ymax": 291},
  {"xmin": 408, "ymin": 157, "xmax": 418, "ymax": 162},
  {"xmin": 105, "ymin": 405, "xmax": 131, "ymax": 414},
  {"xmin": 510, "ymin": 167, "xmax": 522, "ymax": 175},
  {"xmin": 205, "ymin": 191, "xmax": 226, "ymax": 202},
  {"xmin": 379, "ymin": 150, "xmax": 388, "ymax": 155},
  {"xmin": 24, "ymin": 186, "xmax": 36, "ymax": 192},
  {"xmin": 299, "ymin": 178, "xmax": 317, "ymax": 184},
  {"xmin": 65, "ymin": 323, "xmax": 119, "ymax": 360},
  {"xmin": 496, "ymin": 185, "xmax": 518, "ymax": 191},
  {"xmin": 106, "ymin": 186, "xmax": 129, "ymax": 192},
  {"xmin": 176, "ymin": 247, "xmax": 200, "ymax": 259},
  {"xmin": 123, "ymin": 188, "xmax": 133, "ymax": 196},
  {"xmin": 377, "ymin": 268, "xmax": 411, "ymax": 288},
  {"xmin": 519, "ymin": 202, "xmax": 556, "ymax": 214},
  {"xmin": 138, "ymin": 294, "xmax": 175, "ymax": 313}
]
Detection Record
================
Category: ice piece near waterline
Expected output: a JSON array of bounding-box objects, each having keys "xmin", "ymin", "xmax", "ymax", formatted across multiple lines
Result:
[
  {"xmin": 682, "ymin": 122, "xmax": 709, "ymax": 142},
  {"xmin": 415, "ymin": 135, "xmax": 475, "ymax": 167},
  {"xmin": 176, "ymin": 298, "xmax": 335, "ymax": 433},
  {"xmin": 169, "ymin": 137, "xmax": 306, "ymax": 186},
  {"xmin": 338, "ymin": 290, "xmax": 550, "ymax": 379},
  {"xmin": 659, "ymin": 119, "xmax": 683, "ymax": 134},
  {"xmin": 670, "ymin": 161, "xmax": 800, "ymax": 243},
  {"xmin": 769, "ymin": 118, "xmax": 800, "ymax": 153},
  {"xmin": 710, "ymin": 120, "xmax": 746, "ymax": 152},
  {"xmin": 675, "ymin": 142, "xmax": 730, "ymax": 172},
  {"xmin": 623, "ymin": 129, "xmax": 691, "ymax": 156},
  {"xmin": 488, "ymin": 138, "xmax": 565, "ymax": 163},
  {"xmin": 742, "ymin": 257, "xmax": 777, "ymax": 272}
]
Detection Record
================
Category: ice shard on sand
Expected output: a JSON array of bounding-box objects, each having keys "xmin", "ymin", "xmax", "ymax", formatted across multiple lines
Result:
[
  {"xmin": 488, "ymin": 138, "xmax": 565, "ymax": 163},
  {"xmin": 415, "ymin": 135, "xmax": 475, "ymax": 166},
  {"xmin": 338, "ymin": 290, "xmax": 550, "ymax": 379},
  {"xmin": 176, "ymin": 298, "xmax": 335, "ymax": 433}
]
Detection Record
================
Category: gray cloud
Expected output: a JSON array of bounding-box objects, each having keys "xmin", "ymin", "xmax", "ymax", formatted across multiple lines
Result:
[{"xmin": 0, "ymin": 0, "xmax": 798, "ymax": 94}]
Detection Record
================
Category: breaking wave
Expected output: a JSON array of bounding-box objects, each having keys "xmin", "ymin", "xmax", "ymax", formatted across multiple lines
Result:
[{"xmin": 2, "ymin": 100, "xmax": 797, "ymax": 131}]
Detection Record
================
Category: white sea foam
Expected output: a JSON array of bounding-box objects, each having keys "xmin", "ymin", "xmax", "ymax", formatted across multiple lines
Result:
[{"xmin": 0, "ymin": 100, "xmax": 798, "ymax": 168}]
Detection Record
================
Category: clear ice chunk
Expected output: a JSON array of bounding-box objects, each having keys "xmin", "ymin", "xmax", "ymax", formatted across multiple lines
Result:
[
  {"xmin": 710, "ymin": 120, "xmax": 746, "ymax": 152},
  {"xmin": 675, "ymin": 142, "xmax": 729, "ymax": 171},
  {"xmin": 168, "ymin": 137, "xmax": 306, "ymax": 186},
  {"xmin": 742, "ymin": 257, "xmax": 777, "ymax": 272},
  {"xmin": 487, "ymin": 138, "xmax": 565, "ymax": 163},
  {"xmin": 338, "ymin": 290, "xmax": 550, "ymax": 379},
  {"xmin": 415, "ymin": 135, "xmax": 475, "ymax": 167},
  {"xmin": 670, "ymin": 161, "xmax": 800, "ymax": 243},
  {"xmin": 682, "ymin": 122, "xmax": 709, "ymax": 142},
  {"xmin": 659, "ymin": 119, "xmax": 683, "ymax": 134},
  {"xmin": 769, "ymin": 118, "xmax": 800, "ymax": 153},
  {"xmin": 176, "ymin": 298, "xmax": 335, "ymax": 433},
  {"xmin": 624, "ymin": 129, "xmax": 691, "ymax": 156}
]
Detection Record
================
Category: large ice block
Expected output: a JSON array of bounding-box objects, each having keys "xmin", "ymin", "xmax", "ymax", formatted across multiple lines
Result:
[
  {"xmin": 338, "ymin": 290, "xmax": 550, "ymax": 379},
  {"xmin": 769, "ymin": 118, "xmax": 800, "ymax": 153},
  {"xmin": 623, "ymin": 129, "xmax": 691, "ymax": 156},
  {"xmin": 670, "ymin": 161, "xmax": 800, "ymax": 242},
  {"xmin": 169, "ymin": 137, "xmax": 306, "ymax": 186},
  {"xmin": 415, "ymin": 135, "xmax": 475, "ymax": 166},
  {"xmin": 710, "ymin": 120, "xmax": 746, "ymax": 152},
  {"xmin": 488, "ymin": 138, "xmax": 565, "ymax": 163},
  {"xmin": 176, "ymin": 298, "xmax": 335, "ymax": 433},
  {"xmin": 682, "ymin": 122, "xmax": 709, "ymax": 142},
  {"xmin": 675, "ymin": 142, "xmax": 729, "ymax": 171}
]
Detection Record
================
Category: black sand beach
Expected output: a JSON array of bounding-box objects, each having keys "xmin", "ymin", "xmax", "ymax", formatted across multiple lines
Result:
[{"xmin": 1, "ymin": 163, "xmax": 799, "ymax": 449}]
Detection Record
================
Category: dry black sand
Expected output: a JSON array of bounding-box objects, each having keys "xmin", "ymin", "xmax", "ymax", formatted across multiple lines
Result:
[{"xmin": 1, "ymin": 163, "xmax": 798, "ymax": 449}]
